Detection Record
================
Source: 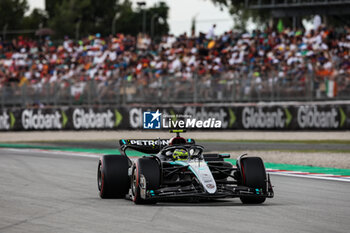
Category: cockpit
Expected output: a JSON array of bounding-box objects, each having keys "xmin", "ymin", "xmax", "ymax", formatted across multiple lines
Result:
[{"xmin": 159, "ymin": 144, "xmax": 204, "ymax": 161}]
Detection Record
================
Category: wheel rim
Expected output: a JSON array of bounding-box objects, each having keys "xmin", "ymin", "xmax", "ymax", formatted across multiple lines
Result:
[
  {"xmin": 98, "ymin": 163, "xmax": 102, "ymax": 191},
  {"xmin": 131, "ymin": 168, "xmax": 137, "ymax": 197}
]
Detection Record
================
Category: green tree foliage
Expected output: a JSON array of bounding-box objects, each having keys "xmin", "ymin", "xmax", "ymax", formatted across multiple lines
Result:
[
  {"xmin": 132, "ymin": 1, "xmax": 169, "ymax": 37},
  {"xmin": 116, "ymin": 0, "xmax": 169, "ymax": 37},
  {"xmin": 47, "ymin": 0, "xmax": 78, "ymax": 38},
  {"xmin": 0, "ymin": 0, "xmax": 169, "ymax": 39},
  {"xmin": 113, "ymin": 0, "xmax": 169, "ymax": 37},
  {"xmin": 0, "ymin": 0, "xmax": 28, "ymax": 30},
  {"xmin": 22, "ymin": 9, "xmax": 48, "ymax": 29},
  {"xmin": 48, "ymin": 0, "xmax": 169, "ymax": 39},
  {"xmin": 45, "ymin": 0, "xmax": 63, "ymax": 18},
  {"xmin": 210, "ymin": 0, "xmax": 270, "ymax": 30}
]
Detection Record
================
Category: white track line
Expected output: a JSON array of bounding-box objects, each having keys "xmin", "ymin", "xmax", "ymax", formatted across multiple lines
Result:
[
  {"xmin": 2, "ymin": 148, "xmax": 100, "ymax": 158},
  {"xmin": 269, "ymin": 171, "xmax": 350, "ymax": 182}
]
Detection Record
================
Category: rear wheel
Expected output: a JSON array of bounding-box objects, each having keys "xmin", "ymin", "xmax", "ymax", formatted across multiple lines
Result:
[
  {"xmin": 98, "ymin": 155, "xmax": 130, "ymax": 198},
  {"xmin": 238, "ymin": 157, "xmax": 267, "ymax": 204},
  {"xmin": 131, "ymin": 157, "xmax": 160, "ymax": 204}
]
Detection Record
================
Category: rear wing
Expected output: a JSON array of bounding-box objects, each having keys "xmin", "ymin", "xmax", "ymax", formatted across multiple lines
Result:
[
  {"xmin": 119, "ymin": 138, "xmax": 195, "ymax": 147},
  {"xmin": 119, "ymin": 138, "xmax": 195, "ymax": 154},
  {"xmin": 119, "ymin": 139, "xmax": 170, "ymax": 147}
]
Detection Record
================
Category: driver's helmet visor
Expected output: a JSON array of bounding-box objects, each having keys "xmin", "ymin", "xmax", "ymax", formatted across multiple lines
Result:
[{"xmin": 172, "ymin": 149, "xmax": 189, "ymax": 160}]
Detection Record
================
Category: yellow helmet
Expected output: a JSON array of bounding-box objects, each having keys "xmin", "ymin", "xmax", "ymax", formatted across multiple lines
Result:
[{"xmin": 172, "ymin": 149, "xmax": 189, "ymax": 161}]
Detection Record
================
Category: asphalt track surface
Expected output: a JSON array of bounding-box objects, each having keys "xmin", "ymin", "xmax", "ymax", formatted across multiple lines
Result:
[{"xmin": 1, "ymin": 148, "xmax": 349, "ymax": 233}]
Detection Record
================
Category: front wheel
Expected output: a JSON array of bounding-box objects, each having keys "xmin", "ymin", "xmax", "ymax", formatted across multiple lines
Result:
[
  {"xmin": 238, "ymin": 157, "xmax": 267, "ymax": 204},
  {"xmin": 131, "ymin": 157, "xmax": 160, "ymax": 204}
]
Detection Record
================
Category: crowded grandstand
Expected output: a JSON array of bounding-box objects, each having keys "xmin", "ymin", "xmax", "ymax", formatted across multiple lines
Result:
[{"xmin": 1, "ymin": 19, "xmax": 350, "ymax": 106}]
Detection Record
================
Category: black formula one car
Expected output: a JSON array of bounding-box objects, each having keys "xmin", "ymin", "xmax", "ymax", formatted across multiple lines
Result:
[{"xmin": 97, "ymin": 130, "xmax": 274, "ymax": 204}]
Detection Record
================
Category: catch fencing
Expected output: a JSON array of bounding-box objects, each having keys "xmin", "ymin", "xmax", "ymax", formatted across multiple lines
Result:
[{"xmin": 1, "ymin": 69, "xmax": 349, "ymax": 107}]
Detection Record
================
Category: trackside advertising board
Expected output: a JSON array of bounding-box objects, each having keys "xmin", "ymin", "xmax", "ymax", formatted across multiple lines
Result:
[
  {"xmin": 0, "ymin": 104, "xmax": 349, "ymax": 131},
  {"xmin": 0, "ymin": 107, "xmax": 126, "ymax": 131}
]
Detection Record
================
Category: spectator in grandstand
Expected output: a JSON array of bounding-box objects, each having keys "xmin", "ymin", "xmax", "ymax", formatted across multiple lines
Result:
[
  {"xmin": 206, "ymin": 24, "xmax": 217, "ymax": 40},
  {"xmin": 0, "ymin": 24, "xmax": 349, "ymax": 106}
]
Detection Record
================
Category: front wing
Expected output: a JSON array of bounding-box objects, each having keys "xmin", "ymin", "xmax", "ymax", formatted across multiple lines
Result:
[{"xmin": 139, "ymin": 175, "xmax": 274, "ymax": 201}]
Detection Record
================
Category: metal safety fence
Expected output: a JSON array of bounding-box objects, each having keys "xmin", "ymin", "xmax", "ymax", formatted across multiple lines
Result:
[{"xmin": 1, "ymin": 69, "xmax": 349, "ymax": 107}]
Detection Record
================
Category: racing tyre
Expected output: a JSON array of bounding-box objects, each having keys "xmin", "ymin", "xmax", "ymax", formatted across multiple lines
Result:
[
  {"xmin": 98, "ymin": 155, "xmax": 130, "ymax": 198},
  {"xmin": 131, "ymin": 157, "xmax": 160, "ymax": 204},
  {"xmin": 238, "ymin": 157, "xmax": 267, "ymax": 204}
]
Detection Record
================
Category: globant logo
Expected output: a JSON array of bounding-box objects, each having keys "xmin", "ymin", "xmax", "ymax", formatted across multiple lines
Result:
[
  {"xmin": 143, "ymin": 109, "xmax": 222, "ymax": 129},
  {"xmin": 22, "ymin": 109, "xmax": 62, "ymax": 129},
  {"xmin": 242, "ymin": 107, "xmax": 286, "ymax": 129},
  {"xmin": 297, "ymin": 106, "xmax": 339, "ymax": 128},
  {"xmin": 73, "ymin": 108, "xmax": 114, "ymax": 129},
  {"xmin": 0, "ymin": 112, "xmax": 10, "ymax": 130}
]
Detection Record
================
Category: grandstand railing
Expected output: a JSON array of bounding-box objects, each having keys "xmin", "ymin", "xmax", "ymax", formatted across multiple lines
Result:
[{"xmin": 1, "ymin": 70, "xmax": 349, "ymax": 107}]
